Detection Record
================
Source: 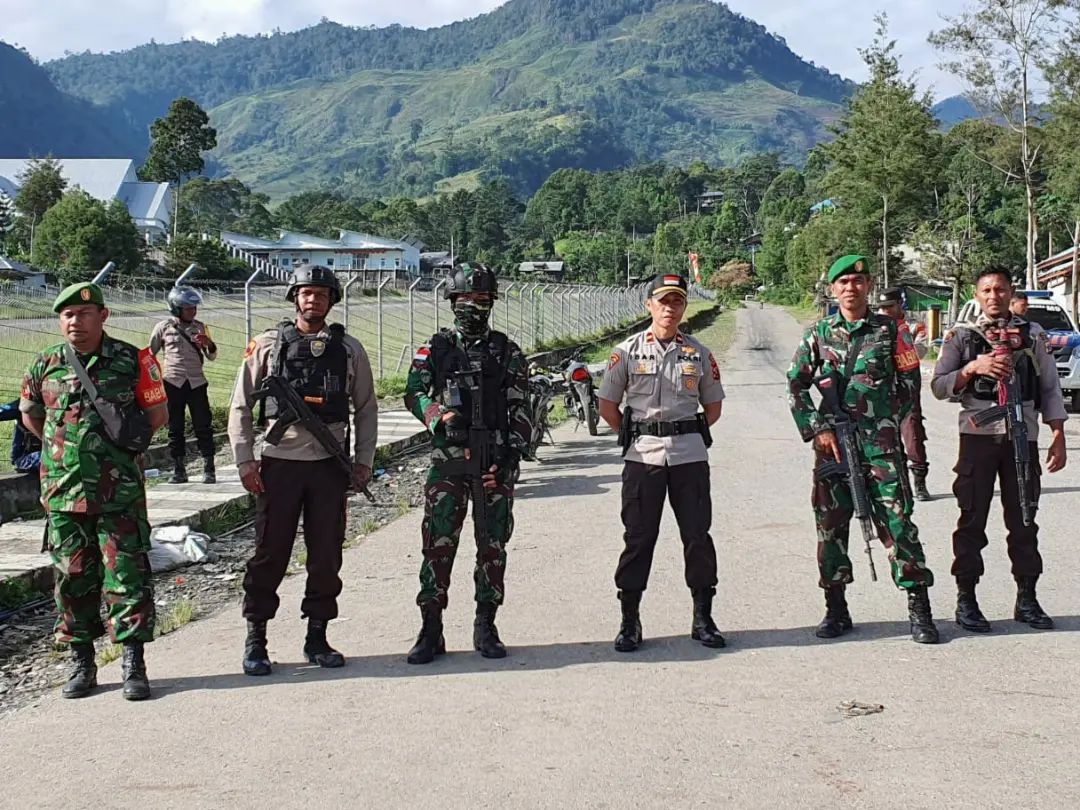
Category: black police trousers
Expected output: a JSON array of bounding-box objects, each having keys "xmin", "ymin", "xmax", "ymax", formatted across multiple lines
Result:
[
  {"xmin": 951, "ymin": 434, "xmax": 1042, "ymax": 582},
  {"xmin": 616, "ymin": 460, "xmax": 717, "ymax": 592},
  {"xmin": 243, "ymin": 457, "xmax": 349, "ymax": 622},
  {"xmin": 164, "ymin": 381, "xmax": 214, "ymax": 460}
]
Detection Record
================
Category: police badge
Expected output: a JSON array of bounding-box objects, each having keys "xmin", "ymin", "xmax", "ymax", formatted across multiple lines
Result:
[{"xmin": 310, "ymin": 339, "xmax": 327, "ymax": 357}]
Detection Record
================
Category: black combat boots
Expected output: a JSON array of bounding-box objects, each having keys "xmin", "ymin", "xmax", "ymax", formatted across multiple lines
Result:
[
  {"xmin": 61, "ymin": 643, "xmax": 98, "ymax": 699},
  {"xmin": 473, "ymin": 603, "xmax": 507, "ymax": 659},
  {"xmin": 912, "ymin": 471, "xmax": 932, "ymax": 502},
  {"xmin": 202, "ymin": 455, "xmax": 216, "ymax": 485},
  {"xmin": 242, "ymin": 619, "xmax": 272, "ymax": 676},
  {"xmin": 121, "ymin": 642, "xmax": 151, "ymax": 701},
  {"xmin": 407, "ymin": 604, "xmax": 446, "ymax": 665},
  {"xmin": 907, "ymin": 586, "xmax": 940, "ymax": 644},
  {"xmin": 303, "ymin": 619, "xmax": 346, "ymax": 668},
  {"xmin": 690, "ymin": 588, "xmax": 726, "ymax": 648},
  {"xmin": 614, "ymin": 590, "xmax": 643, "ymax": 653},
  {"xmin": 955, "ymin": 579, "xmax": 991, "ymax": 633},
  {"xmin": 1014, "ymin": 576, "xmax": 1054, "ymax": 629},
  {"xmin": 170, "ymin": 457, "xmax": 188, "ymax": 484},
  {"xmin": 815, "ymin": 586, "xmax": 853, "ymax": 639}
]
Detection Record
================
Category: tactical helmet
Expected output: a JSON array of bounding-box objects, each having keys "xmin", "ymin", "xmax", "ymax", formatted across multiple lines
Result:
[
  {"xmin": 286, "ymin": 263, "xmax": 342, "ymax": 305},
  {"xmin": 444, "ymin": 261, "xmax": 499, "ymax": 300},
  {"xmin": 167, "ymin": 285, "xmax": 203, "ymax": 317}
]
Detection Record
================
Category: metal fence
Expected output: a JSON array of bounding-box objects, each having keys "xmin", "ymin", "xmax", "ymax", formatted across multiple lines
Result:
[{"xmin": 0, "ymin": 270, "xmax": 712, "ymax": 407}]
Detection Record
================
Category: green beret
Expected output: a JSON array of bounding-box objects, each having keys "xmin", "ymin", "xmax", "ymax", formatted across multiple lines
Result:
[
  {"xmin": 52, "ymin": 282, "xmax": 105, "ymax": 313},
  {"xmin": 827, "ymin": 255, "xmax": 871, "ymax": 284}
]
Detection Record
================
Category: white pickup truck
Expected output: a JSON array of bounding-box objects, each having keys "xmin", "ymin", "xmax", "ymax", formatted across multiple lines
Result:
[{"xmin": 954, "ymin": 291, "xmax": 1080, "ymax": 411}]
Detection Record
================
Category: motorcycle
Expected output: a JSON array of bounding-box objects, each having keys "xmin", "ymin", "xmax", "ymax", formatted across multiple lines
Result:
[
  {"xmin": 524, "ymin": 362, "xmax": 557, "ymax": 462},
  {"xmin": 563, "ymin": 356, "xmax": 599, "ymax": 436}
]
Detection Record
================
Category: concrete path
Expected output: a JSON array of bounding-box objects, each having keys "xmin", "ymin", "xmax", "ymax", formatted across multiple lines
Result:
[
  {"xmin": 0, "ymin": 410, "xmax": 428, "ymax": 586},
  {"xmin": 1, "ymin": 306, "xmax": 1079, "ymax": 808}
]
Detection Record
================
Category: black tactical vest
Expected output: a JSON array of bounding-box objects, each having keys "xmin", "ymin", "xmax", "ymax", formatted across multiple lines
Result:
[
  {"xmin": 957, "ymin": 322, "xmax": 1041, "ymax": 406},
  {"xmin": 430, "ymin": 328, "xmax": 511, "ymax": 433},
  {"xmin": 265, "ymin": 320, "xmax": 350, "ymax": 424}
]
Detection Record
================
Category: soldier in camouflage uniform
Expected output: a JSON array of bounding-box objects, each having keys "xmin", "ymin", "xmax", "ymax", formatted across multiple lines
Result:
[
  {"xmin": 787, "ymin": 255, "xmax": 939, "ymax": 644},
  {"xmin": 403, "ymin": 262, "xmax": 531, "ymax": 664},
  {"xmin": 20, "ymin": 282, "xmax": 169, "ymax": 700}
]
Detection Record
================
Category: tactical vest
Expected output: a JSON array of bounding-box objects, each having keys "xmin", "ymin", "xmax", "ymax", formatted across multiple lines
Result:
[
  {"xmin": 430, "ymin": 328, "xmax": 511, "ymax": 434},
  {"xmin": 957, "ymin": 322, "xmax": 1041, "ymax": 406},
  {"xmin": 265, "ymin": 320, "xmax": 350, "ymax": 424}
]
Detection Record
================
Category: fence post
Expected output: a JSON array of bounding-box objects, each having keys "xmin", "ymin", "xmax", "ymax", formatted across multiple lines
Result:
[
  {"xmin": 407, "ymin": 277, "xmax": 423, "ymax": 358},
  {"xmin": 434, "ymin": 279, "xmax": 447, "ymax": 332},
  {"xmin": 244, "ymin": 264, "xmax": 261, "ymax": 343},
  {"xmin": 502, "ymin": 282, "xmax": 518, "ymax": 345},
  {"xmin": 175, "ymin": 262, "xmax": 198, "ymax": 286},
  {"xmin": 342, "ymin": 271, "xmax": 360, "ymax": 333},
  {"xmin": 91, "ymin": 261, "xmax": 115, "ymax": 285},
  {"xmin": 376, "ymin": 274, "xmax": 392, "ymax": 379}
]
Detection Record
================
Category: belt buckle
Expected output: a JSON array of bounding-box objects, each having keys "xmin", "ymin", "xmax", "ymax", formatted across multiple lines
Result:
[{"xmin": 655, "ymin": 422, "xmax": 674, "ymax": 437}]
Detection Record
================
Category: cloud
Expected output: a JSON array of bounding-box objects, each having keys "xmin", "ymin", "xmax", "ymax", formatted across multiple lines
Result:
[{"xmin": 4, "ymin": 0, "xmax": 966, "ymax": 98}]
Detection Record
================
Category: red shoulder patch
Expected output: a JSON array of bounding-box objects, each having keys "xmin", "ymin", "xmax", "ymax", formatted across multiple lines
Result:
[
  {"xmin": 243, "ymin": 339, "xmax": 257, "ymax": 359},
  {"xmin": 608, "ymin": 352, "xmax": 621, "ymax": 369},
  {"xmin": 894, "ymin": 324, "xmax": 920, "ymax": 372},
  {"xmin": 709, "ymin": 354, "xmax": 721, "ymax": 381}
]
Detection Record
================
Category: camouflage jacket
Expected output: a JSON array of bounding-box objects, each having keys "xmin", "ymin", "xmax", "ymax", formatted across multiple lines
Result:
[
  {"xmin": 20, "ymin": 335, "xmax": 163, "ymax": 514},
  {"xmin": 404, "ymin": 327, "xmax": 531, "ymax": 466},
  {"xmin": 787, "ymin": 312, "xmax": 920, "ymax": 453}
]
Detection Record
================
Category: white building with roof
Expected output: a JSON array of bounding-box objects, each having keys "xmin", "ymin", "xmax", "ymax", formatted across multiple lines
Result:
[
  {"xmin": 0, "ymin": 158, "xmax": 173, "ymax": 241},
  {"xmin": 221, "ymin": 229, "xmax": 421, "ymax": 274}
]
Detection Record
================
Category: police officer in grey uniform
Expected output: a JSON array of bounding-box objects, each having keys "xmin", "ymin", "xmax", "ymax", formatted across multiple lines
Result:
[
  {"xmin": 229, "ymin": 264, "xmax": 378, "ymax": 675},
  {"xmin": 598, "ymin": 273, "xmax": 726, "ymax": 652}
]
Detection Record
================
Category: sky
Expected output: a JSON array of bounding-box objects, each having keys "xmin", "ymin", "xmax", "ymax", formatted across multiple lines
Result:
[{"xmin": 2, "ymin": 0, "xmax": 969, "ymax": 98}]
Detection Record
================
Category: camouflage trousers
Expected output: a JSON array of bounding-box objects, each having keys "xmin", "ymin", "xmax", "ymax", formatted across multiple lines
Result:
[
  {"xmin": 47, "ymin": 509, "xmax": 155, "ymax": 645},
  {"xmin": 812, "ymin": 448, "xmax": 934, "ymax": 590},
  {"xmin": 417, "ymin": 463, "xmax": 515, "ymax": 609}
]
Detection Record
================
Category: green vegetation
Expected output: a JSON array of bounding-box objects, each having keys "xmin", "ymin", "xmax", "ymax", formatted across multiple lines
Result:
[
  {"xmin": 0, "ymin": 577, "xmax": 39, "ymax": 610},
  {"xmin": 42, "ymin": 0, "xmax": 853, "ymax": 197}
]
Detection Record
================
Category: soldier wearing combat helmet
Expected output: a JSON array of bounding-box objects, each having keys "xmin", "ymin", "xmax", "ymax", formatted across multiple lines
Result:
[
  {"xmin": 20, "ymin": 282, "xmax": 169, "ymax": 701},
  {"xmin": 403, "ymin": 262, "xmax": 531, "ymax": 664}
]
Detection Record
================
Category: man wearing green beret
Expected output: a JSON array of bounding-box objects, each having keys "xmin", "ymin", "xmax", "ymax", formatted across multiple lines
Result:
[
  {"xmin": 786, "ymin": 255, "xmax": 939, "ymax": 644},
  {"xmin": 20, "ymin": 282, "xmax": 170, "ymax": 700}
]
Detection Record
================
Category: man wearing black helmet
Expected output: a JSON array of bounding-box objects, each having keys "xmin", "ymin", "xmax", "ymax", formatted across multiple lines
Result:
[
  {"xmin": 403, "ymin": 262, "xmax": 531, "ymax": 664},
  {"xmin": 228, "ymin": 264, "xmax": 377, "ymax": 676},
  {"xmin": 150, "ymin": 285, "xmax": 218, "ymax": 484}
]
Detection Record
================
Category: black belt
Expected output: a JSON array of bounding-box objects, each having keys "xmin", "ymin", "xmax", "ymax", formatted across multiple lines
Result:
[{"xmin": 634, "ymin": 418, "xmax": 700, "ymax": 437}]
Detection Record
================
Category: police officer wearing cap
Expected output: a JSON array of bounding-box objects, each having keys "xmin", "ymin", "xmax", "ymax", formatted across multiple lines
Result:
[
  {"xmin": 876, "ymin": 287, "xmax": 931, "ymax": 501},
  {"xmin": 149, "ymin": 285, "xmax": 218, "ymax": 485},
  {"xmin": 598, "ymin": 273, "xmax": 726, "ymax": 652},
  {"xmin": 228, "ymin": 264, "xmax": 378, "ymax": 676}
]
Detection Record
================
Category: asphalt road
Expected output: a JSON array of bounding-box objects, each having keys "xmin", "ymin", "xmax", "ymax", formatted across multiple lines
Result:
[{"xmin": 1, "ymin": 305, "xmax": 1077, "ymax": 808}]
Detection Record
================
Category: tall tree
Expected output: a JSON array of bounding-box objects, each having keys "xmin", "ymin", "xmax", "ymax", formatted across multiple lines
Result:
[
  {"xmin": 177, "ymin": 177, "xmax": 274, "ymax": 237},
  {"xmin": 0, "ymin": 195, "xmax": 12, "ymax": 250},
  {"xmin": 930, "ymin": 0, "xmax": 1079, "ymax": 287},
  {"xmin": 14, "ymin": 158, "xmax": 68, "ymax": 248},
  {"xmin": 825, "ymin": 16, "xmax": 942, "ymax": 286},
  {"xmin": 140, "ymin": 97, "xmax": 218, "ymax": 242},
  {"xmin": 33, "ymin": 191, "xmax": 142, "ymax": 283}
]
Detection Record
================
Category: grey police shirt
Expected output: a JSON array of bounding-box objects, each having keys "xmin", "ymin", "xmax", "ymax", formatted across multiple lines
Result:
[
  {"xmin": 599, "ymin": 328, "xmax": 725, "ymax": 466},
  {"xmin": 930, "ymin": 316, "xmax": 1067, "ymax": 439}
]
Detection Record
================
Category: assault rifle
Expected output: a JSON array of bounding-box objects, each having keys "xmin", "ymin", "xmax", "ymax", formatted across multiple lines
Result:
[
  {"xmin": 968, "ymin": 329, "xmax": 1034, "ymax": 526},
  {"xmin": 814, "ymin": 373, "xmax": 878, "ymax": 582},
  {"xmin": 252, "ymin": 374, "xmax": 375, "ymax": 503},
  {"xmin": 447, "ymin": 357, "xmax": 498, "ymax": 548}
]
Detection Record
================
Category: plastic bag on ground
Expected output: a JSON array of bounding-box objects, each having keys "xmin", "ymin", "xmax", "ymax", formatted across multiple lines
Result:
[{"xmin": 148, "ymin": 525, "xmax": 213, "ymax": 573}]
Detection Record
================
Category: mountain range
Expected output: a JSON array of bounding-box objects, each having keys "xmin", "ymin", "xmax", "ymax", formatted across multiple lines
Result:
[{"xmin": 9, "ymin": 0, "xmax": 865, "ymax": 198}]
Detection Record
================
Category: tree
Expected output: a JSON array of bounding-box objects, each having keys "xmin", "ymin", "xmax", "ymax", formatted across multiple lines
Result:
[
  {"xmin": 166, "ymin": 234, "xmax": 249, "ymax": 280},
  {"xmin": 140, "ymin": 97, "xmax": 219, "ymax": 241},
  {"xmin": 1043, "ymin": 19, "xmax": 1080, "ymax": 322},
  {"xmin": 14, "ymin": 158, "xmax": 68, "ymax": 254},
  {"xmin": 33, "ymin": 192, "xmax": 142, "ymax": 283},
  {"xmin": 177, "ymin": 177, "xmax": 274, "ymax": 237},
  {"xmin": 930, "ymin": 0, "xmax": 1079, "ymax": 287},
  {"xmin": 0, "ymin": 195, "xmax": 12, "ymax": 250},
  {"xmin": 825, "ymin": 16, "xmax": 942, "ymax": 286}
]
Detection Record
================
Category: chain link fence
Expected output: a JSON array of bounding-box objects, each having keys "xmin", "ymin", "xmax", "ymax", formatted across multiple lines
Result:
[{"xmin": 0, "ymin": 270, "xmax": 714, "ymax": 409}]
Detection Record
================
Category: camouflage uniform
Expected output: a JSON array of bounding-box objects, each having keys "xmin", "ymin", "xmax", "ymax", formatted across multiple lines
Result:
[
  {"xmin": 20, "ymin": 335, "xmax": 166, "ymax": 644},
  {"xmin": 787, "ymin": 313, "xmax": 934, "ymax": 590},
  {"xmin": 405, "ymin": 327, "xmax": 531, "ymax": 608}
]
